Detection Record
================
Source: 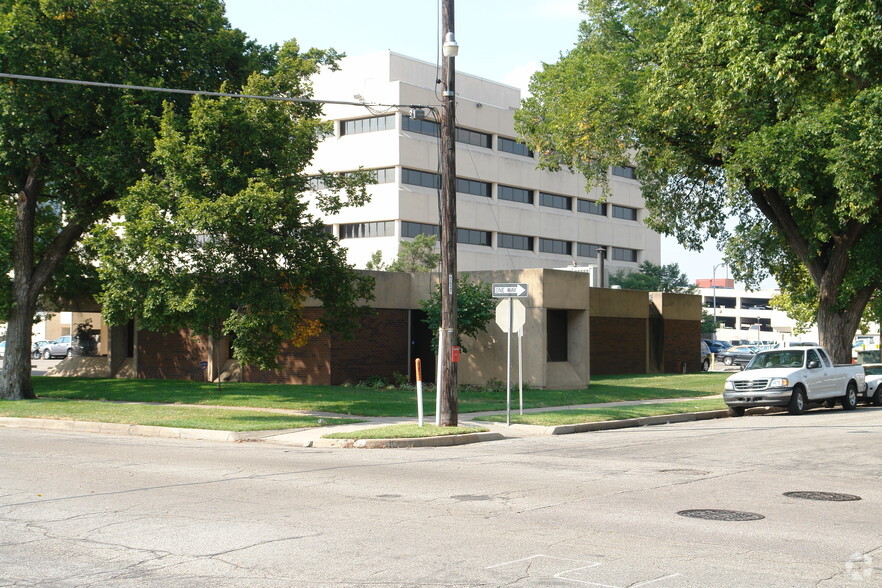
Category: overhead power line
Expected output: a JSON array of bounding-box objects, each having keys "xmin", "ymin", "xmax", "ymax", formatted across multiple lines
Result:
[{"xmin": 0, "ymin": 72, "xmax": 430, "ymax": 110}]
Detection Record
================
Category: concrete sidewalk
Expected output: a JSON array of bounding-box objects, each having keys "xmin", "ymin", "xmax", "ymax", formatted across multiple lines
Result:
[
  {"xmin": 242, "ymin": 395, "xmax": 731, "ymax": 447},
  {"xmin": 0, "ymin": 395, "xmax": 735, "ymax": 449}
]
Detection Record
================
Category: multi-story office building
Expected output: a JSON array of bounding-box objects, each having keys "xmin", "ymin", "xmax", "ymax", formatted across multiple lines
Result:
[{"xmin": 307, "ymin": 52, "xmax": 660, "ymax": 277}]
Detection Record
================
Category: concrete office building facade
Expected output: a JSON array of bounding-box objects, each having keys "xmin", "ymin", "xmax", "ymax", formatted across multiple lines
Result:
[{"xmin": 306, "ymin": 52, "xmax": 661, "ymax": 276}]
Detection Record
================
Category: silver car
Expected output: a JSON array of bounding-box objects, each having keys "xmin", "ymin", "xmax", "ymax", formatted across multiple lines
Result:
[{"xmin": 42, "ymin": 336, "xmax": 73, "ymax": 359}]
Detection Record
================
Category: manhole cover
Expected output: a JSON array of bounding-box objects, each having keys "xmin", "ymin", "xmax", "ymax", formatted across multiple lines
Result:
[
  {"xmin": 784, "ymin": 491, "xmax": 861, "ymax": 502},
  {"xmin": 677, "ymin": 509, "xmax": 765, "ymax": 521},
  {"xmin": 451, "ymin": 494, "xmax": 492, "ymax": 502}
]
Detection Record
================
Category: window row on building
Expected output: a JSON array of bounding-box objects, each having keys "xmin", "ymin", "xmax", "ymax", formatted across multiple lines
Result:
[
  {"xmin": 400, "ymin": 168, "xmax": 639, "ymax": 221},
  {"xmin": 337, "ymin": 220, "xmax": 639, "ymax": 262},
  {"xmin": 338, "ymin": 114, "xmax": 537, "ymax": 159},
  {"xmin": 312, "ymin": 166, "xmax": 640, "ymax": 221}
]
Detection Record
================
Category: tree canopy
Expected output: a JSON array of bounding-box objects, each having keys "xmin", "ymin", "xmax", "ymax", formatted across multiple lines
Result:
[
  {"xmin": 420, "ymin": 275, "xmax": 495, "ymax": 354},
  {"xmin": 516, "ymin": 0, "xmax": 882, "ymax": 362},
  {"xmin": 609, "ymin": 261, "xmax": 695, "ymax": 293},
  {"xmin": 92, "ymin": 44, "xmax": 374, "ymax": 370},
  {"xmin": 366, "ymin": 234, "xmax": 440, "ymax": 273},
  {"xmin": 0, "ymin": 0, "xmax": 368, "ymax": 398}
]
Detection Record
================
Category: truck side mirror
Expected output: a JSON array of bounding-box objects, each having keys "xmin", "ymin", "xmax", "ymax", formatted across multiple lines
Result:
[{"xmin": 807, "ymin": 360, "xmax": 820, "ymax": 369}]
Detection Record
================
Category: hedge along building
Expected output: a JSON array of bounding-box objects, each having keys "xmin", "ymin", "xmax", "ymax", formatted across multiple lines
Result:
[{"xmin": 101, "ymin": 268, "xmax": 701, "ymax": 389}]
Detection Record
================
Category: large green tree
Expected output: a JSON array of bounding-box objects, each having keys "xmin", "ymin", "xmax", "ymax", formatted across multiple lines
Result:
[
  {"xmin": 0, "ymin": 1, "xmax": 362, "ymax": 399},
  {"xmin": 517, "ymin": 0, "xmax": 882, "ymax": 363},
  {"xmin": 92, "ymin": 44, "xmax": 373, "ymax": 370},
  {"xmin": 1, "ymin": 0, "xmax": 265, "ymax": 399}
]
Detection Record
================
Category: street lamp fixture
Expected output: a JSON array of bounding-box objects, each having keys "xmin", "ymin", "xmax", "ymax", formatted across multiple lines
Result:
[{"xmin": 442, "ymin": 32, "xmax": 459, "ymax": 57}]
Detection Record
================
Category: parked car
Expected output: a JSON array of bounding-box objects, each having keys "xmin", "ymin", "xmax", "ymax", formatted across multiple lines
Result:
[
  {"xmin": 42, "ymin": 335, "xmax": 73, "ymax": 359},
  {"xmin": 863, "ymin": 364, "xmax": 882, "ymax": 406},
  {"xmin": 700, "ymin": 341, "xmax": 711, "ymax": 372},
  {"xmin": 724, "ymin": 346, "xmax": 867, "ymax": 415},
  {"xmin": 0, "ymin": 341, "xmax": 5, "ymax": 357},
  {"xmin": 702, "ymin": 339, "xmax": 731, "ymax": 354},
  {"xmin": 716, "ymin": 345, "xmax": 758, "ymax": 367},
  {"xmin": 32, "ymin": 340, "xmax": 53, "ymax": 359}
]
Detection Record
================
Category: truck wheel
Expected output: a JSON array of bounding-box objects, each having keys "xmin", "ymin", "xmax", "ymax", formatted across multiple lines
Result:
[
  {"xmin": 728, "ymin": 407, "xmax": 746, "ymax": 417},
  {"xmin": 788, "ymin": 387, "xmax": 807, "ymax": 415},
  {"xmin": 872, "ymin": 386, "xmax": 882, "ymax": 407},
  {"xmin": 841, "ymin": 382, "xmax": 858, "ymax": 411},
  {"xmin": 723, "ymin": 356, "xmax": 733, "ymax": 366}
]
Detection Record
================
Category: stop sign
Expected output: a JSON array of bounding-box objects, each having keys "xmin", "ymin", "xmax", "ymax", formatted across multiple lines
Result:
[{"xmin": 495, "ymin": 299, "xmax": 526, "ymax": 333}]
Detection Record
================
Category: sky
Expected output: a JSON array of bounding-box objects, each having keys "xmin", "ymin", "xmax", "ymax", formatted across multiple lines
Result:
[{"xmin": 223, "ymin": 0, "xmax": 737, "ymax": 286}]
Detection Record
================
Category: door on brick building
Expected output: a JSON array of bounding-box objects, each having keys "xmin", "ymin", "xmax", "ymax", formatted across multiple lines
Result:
[{"xmin": 410, "ymin": 310, "xmax": 436, "ymax": 384}]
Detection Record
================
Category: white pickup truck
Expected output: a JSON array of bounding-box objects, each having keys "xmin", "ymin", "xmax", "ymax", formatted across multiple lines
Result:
[{"xmin": 724, "ymin": 346, "xmax": 866, "ymax": 416}]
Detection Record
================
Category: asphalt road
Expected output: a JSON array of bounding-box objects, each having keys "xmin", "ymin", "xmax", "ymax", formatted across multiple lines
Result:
[{"xmin": 2, "ymin": 407, "xmax": 881, "ymax": 587}]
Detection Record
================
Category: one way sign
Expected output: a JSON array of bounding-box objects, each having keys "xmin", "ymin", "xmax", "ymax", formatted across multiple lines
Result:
[{"xmin": 492, "ymin": 283, "xmax": 529, "ymax": 298}]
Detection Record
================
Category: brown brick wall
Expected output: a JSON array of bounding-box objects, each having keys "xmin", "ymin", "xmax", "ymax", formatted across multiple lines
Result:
[
  {"xmin": 661, "ymin": 319, "xmax": 701, "ymax": 373},
  {"xmin": 590, "ymin": 317, "xmax": 647, "ymax": 374},
  {"xmin": 137, "ymin": 330, "xmax": 210, "ymax": 381},
  {"xmin": 240, "ymin": 308, "xmax": 409, "ymax": 385},
  {"xmin": 329, "ymin": 309, "xmax": 409, "ymax": 385},
  {"xmin": 241, "ymin": 308, "xmax": 330, "ymax": 384}
]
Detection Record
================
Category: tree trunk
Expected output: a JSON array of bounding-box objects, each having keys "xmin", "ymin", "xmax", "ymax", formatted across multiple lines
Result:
[
  {"xmin": 817, "ymin": 289, "xmax": 873, "ymax": 364},
  {"xmin": 1, "ymin": 301, "xmax": 37, "ymax": 400},
  {"xmin": 0, "ymin": 159, "xmax": 86, "ymax": 400}
]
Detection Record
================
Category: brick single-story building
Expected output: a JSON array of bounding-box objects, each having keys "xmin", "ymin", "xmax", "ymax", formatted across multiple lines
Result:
[{"xmin": 99, "ymin": 268, "xmax": 701, "ymax": 390}]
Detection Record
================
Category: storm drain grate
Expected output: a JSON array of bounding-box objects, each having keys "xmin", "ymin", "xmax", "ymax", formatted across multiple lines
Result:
[
  {"xmin": 784, "ymin": 491, "xmax": 861, "ymax": 502},
  {"xmin": 677, "ymin": 509, "xmax": 765, "ymax": 521}
]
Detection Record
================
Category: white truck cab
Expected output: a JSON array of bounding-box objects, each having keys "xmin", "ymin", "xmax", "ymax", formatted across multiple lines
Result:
[{"xmin": 724, "ymin": 346, "xmax": 866, "ymax": 416}]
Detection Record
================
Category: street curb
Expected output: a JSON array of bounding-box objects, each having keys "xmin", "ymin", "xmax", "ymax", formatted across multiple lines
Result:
[
  {"xmin": 547, "ymin": 410, "xmax": 731, "ymax": 435},
  {"xmin": 310, "ymin": 431, "xmax": 505, "ymax": 449},
  {"xmin": 0, "ymin": 417, "xmax": 249, "ymax": 443}
]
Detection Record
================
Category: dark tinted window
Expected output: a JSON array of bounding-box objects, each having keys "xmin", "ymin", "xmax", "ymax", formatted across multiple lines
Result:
[
  {"xmin": 455, "ymin": 127, "xmax": 492, "ymax": 148},
  {"xmin": 498, "ymin": 137, "xmax": 533, "ymax": 157},
  {"xmin": 457, "ymin": 228, "xmax": 491, "ymax": 246},
  {"xmin": 498, "ymin": 233, "xmax": 533, "ymax": 251},
  {"xmin": 498, "ymin": 185, "xmax": 533, "ymax": 204},
  {"xmin": 540, "ymin": 192, "xmax": 572, "ymax": 210},
  {"xmin": 539, "ymin": 238, "xmax": 572, "ymax": 255},
  {"xmin": 402, "ymin": 222, "xmax": 439, "ymax": 238},
  {"xmin": 402, "ymin": 168, "xmax": 440, "ymax": 190},
  {"xmin": 612, "ymin": 205, "xmax": 638, "ymax": 220},
  {"xmin": 612, "ymin": 165, "xmax": 637, "ymax": 179},
  {"xmin": 578, "ymin": 199, "xmax": 606, "ymax": 216},
  {"xmin": 456, "ymin": 177, "xmax": 491, "ymax": 197},
  {"xmin": 341, "ymin": 115, "xmax": 394, "ymax": 135}
]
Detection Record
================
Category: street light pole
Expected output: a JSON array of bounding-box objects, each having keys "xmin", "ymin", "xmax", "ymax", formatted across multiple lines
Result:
[{"xmin": 439, "ymin": 0, "xmax": 458, "ymax": 426}]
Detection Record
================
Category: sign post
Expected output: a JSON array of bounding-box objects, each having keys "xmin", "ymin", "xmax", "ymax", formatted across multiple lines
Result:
[
  {"xmin": 493, "ymin": 283, "xmax": 528, "ymax": 426},
  {"xmin": 518, "ymin": 326, "xmax": 524, "ymax": 415},
  {"xmin": 415, "ymin": 358, "xmax": 424, "ymax": 427}
]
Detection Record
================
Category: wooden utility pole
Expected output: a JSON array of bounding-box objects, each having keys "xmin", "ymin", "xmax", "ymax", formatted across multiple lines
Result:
[{"xmin": 439, "ymin": 0, "xmax": 458, "ymax": 426}]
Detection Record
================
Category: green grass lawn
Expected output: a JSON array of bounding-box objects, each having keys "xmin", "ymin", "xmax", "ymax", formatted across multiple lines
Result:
[
  {"xmin": 478, "ymin": 398, "xmax": 728, "ymax": 426},
  {"xmin": 30, "ymin": 372, "xmax": 728, "ymax": 417},
  {"xmin": 0, "ymin": 398, "xmax": 363, "ymax": 431}
]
